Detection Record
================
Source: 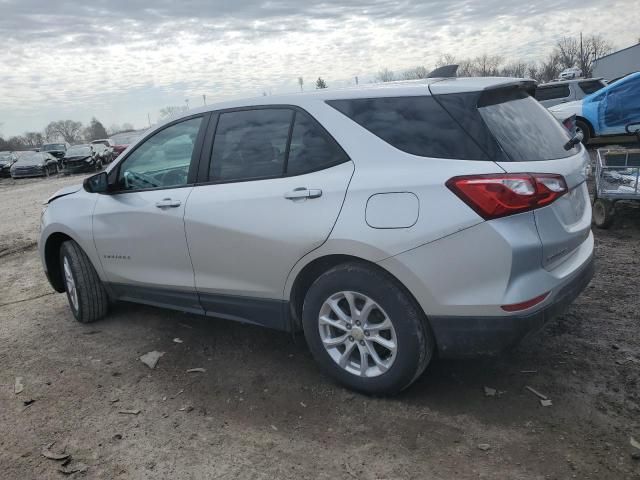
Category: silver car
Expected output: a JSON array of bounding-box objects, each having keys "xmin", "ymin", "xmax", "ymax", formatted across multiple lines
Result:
[
  {"xmin": 534, "ymin": 78, "xmax": 606, "ymax": 108},
  {"xmin": 39, "ymin": 77, "xmax": 594, "ymax": 394}
]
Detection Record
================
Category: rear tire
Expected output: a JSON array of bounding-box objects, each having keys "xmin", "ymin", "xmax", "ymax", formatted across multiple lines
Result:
[
  {"xmin": 302, "ymin": 262, "xmax": 434, "ymax": 395},
  {"xmin": 576, "ymin": 119, "xmax": 591, "ymax": 145},
  {"xmin": 59, "ymin": 240, "xmax": 109, "ymax": 323},
  {"xmin": 592, "ymin": 198, "xmax": 614, "ymax": 229}
]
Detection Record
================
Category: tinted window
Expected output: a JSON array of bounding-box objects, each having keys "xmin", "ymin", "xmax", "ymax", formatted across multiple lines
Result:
[
  {"xmin": 535, "ymin": 84, "xmax": 570, "ymax": 101},
  {"xmin": 578, "ymin": 80, "xmax": 606, "ymax": 95},
  {"xmin": 118, "ymin": 116, "xmax": 202, "ymax": 191},
  {"xmin": 210, "ymin": 109, "xmax": 292, "ymax": 181},
  {"xmin": 478, "ymin": 88, "xmax": 578, "ymax": 161},
  {"xmin": 327, "ymin": 96, "xmax": 487, "ymax": 160},
  {"xmin": 287, "ymin": 111, "xmax": 348, "ymax": 175}
]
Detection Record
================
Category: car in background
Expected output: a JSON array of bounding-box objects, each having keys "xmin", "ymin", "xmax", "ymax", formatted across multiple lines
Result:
[
  {"xmin": 109, "ymin": 131, "xmax": 141, "ymax": 159},
  {"xmin": 0, "ymin": 151, "xmax": 19, "ymax": 177},
  {"xmin": 91, "ymin": 139, "xmax": 115, "ymax": 162},
  {"xmin": 41, "ymin": 142, "xmax": 70, "ymax": 164},
  {"xmin": 61, "ymin": 144, "xmax": 103, "ymax": 174},
  {"xmin": 549, "ymin": 71, "xmax": 640, "ymax": 143},
  {"xmin": 10, "ymin": 151, "xmax": 59, "ymax": 178},
  {"xmin": 535, "ymin": 78, "xmax": 606, "ymax": 108},
  {"xmin": 91, "ymin": 142, "xmax": 113, "ymax": 164}
]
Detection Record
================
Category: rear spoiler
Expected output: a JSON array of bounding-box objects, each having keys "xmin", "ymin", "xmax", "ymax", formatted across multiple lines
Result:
[{"xmin": 427, "ymin": 64, "xmax": 459, "ymax": 78}]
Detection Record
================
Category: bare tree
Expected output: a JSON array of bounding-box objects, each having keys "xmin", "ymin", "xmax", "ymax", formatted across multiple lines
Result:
[
  {"xmin": 45, "ymin": 120, "xmax": 84, "ymax": 143},
  {"xmin": 527, "ymin": 63, "xmax": 540, "ymax": 81},
  {"xmin": 579, "ymin": 34, "xmax": 614, "ymax": 77},
  {"xmin": 22, "ymin": 131, "xmax": 44, "ymax": 147},
  {"xmin": 435, "ymin": 54, "xmax": 457, "ymax": 68},
  {"xmin": 540, "ymin": 52, "xmax": 561, "ymax": 82},
  {"xmin": 500, "ymin": 62, "xmax": 529, "ymax": 78},
  {"xmin": 297, "ymin": 77, "xmax": 304, "ymax": 92},
  {"xmin": 472, "ymin": 54, "xmax": 503, "ymax": 76},
  {"xmin": 556, "ymin": 37, "xmax": 580, "ymax": 69},
  {"xmin": 315, "ymin": 77, "xmax": 328, "ymax": 89},
  {"xmin": 375, "ymin": 68, "xmax": 395, "ymax": 82},
  {"xmin": 400, "ymin": 66, "xmax": 429, "ymax": 80},
  {"xmin": 159, "ymin": 105, "xmax": 188, "ymax": 120}
]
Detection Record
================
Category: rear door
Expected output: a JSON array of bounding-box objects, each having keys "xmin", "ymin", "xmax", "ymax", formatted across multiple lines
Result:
[
  {"xmin": 184, "ymin": 107, "xmax": 353, "ymax": 328},
  {"xmin": 475, "ymin": 88, "xmax": 591, "ymax": 268}
]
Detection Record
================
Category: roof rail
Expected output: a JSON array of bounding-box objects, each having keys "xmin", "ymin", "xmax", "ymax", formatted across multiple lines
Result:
[{"xmin": 427, "ymin": 64, "xmax": 458, "ymax": 78}]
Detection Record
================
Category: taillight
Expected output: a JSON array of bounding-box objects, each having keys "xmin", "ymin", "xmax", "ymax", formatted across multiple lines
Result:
[{"xmin": 446, "ymin": 173, "xmax": 567, "ymax": 220}]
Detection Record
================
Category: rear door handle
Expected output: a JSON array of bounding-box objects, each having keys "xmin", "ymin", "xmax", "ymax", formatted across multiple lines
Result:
[
  {"xmin": 284, "ymin": 188, "xmax": 322, "ymax": 200},
  {"xmin": 155, "ymin": 198, "xmax": 182, "ymax": 208}
]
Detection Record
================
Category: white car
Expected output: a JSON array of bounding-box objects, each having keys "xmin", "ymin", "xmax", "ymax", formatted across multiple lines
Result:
[{"xmin": 39, "ymin": 76, "xmax": 594, "ymax": 394}]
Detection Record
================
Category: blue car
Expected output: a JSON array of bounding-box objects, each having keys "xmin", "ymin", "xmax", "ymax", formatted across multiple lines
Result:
[{"xmin": 549, "ymin": 72, "xmax": 640, "ymax": 142}]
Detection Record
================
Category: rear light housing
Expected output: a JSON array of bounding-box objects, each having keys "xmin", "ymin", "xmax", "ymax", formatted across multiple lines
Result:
[
  {"xmin": 501, "ymin": 292, "xmax": 549, "ymax": 312},
  {"xmin": 446, "ymin": 173, "xmax": 568, "ymax": 220}
]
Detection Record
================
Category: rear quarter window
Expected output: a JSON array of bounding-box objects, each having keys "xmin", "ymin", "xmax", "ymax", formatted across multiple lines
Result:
[
  {"xmin": 326, "ymin": 96, "xmax": 488, "ymax": 160},
  {"xmin": 535, "ymin": 84, "xmax": 570, "ymax": 101},
  {"xmin": 578, "ymin": 80, "xmax": 606, "ymax": 95}
]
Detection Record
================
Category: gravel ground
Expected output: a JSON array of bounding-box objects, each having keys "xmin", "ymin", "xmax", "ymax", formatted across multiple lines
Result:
[{"xmin": 0, "ymin": 168, "xmax": 639, "ymax": 479}]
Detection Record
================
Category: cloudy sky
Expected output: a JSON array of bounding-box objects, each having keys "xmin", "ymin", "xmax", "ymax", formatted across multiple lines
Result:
[{"xmin": 0, "ymin": 0, "xmax": 638, "ymax": 136}]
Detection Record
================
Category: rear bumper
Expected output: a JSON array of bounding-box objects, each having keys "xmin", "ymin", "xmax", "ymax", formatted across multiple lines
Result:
[{"xmin": 430, "ymin": 253, "xmax": 595, "ymax": 358}]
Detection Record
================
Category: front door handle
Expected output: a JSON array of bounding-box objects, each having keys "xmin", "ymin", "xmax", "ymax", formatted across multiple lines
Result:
[
  {"xmin": 284, "ymin": 188, "xmax": 322, "ymax": 200},
  {"xmin": 155, "ymin": 198, "xmax": 182, "ymax": 208}
]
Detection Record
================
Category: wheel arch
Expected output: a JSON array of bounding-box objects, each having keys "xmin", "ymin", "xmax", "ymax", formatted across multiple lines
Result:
[
  {"xmin": 288, "ymin": 254, "xmax": 429, "ymax": 333},
  {"xmin": 575, "ymin": 116, "xmax": 595, "ymax": 137},
  {"xmin": 43, "ymin": 232, "xmax": 75, "ymax": 292}
]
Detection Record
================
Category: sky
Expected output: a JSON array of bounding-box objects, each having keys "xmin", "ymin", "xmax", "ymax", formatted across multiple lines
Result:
[{"xmin": 0, "ymin": 0, "xmax": 638, "ymax": 137}]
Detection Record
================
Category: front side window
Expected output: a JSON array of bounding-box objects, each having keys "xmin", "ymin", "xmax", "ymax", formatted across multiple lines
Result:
[
  {"xmin": 117, "ymin": 116, "xmax": 202, "ymax": 191},
  {"xmin": 210, "ymin": 109, "xmax": 292, "ymax": 182},
  {"xmin": 535, "ymin": 84, "xmax": 570, "ymax": 101}
]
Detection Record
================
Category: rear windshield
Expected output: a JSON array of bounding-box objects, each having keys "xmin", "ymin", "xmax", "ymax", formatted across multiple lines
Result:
[
  {"xmin": 326, "ymin": 96, "xmax": 488, "ymax": 160},
  {"xmin": 477, "ymin": 88, "xmax": 578, "ymax": 161},
  {"xmin": 535, "ymin": 84, "xmax": 570, "ymax": 101},
  {"xmin": 578, "ymin": 79, "xmax": 606, "ymax": 94}
]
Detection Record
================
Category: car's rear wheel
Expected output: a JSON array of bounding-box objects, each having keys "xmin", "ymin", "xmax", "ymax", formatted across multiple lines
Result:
[
  {"xmin": 576, "ymin": 119, "xmax": 591, "ymax": 145},
  {"xmin": 593, "ymin": 198, "xmax": 614, "ymax": 229},
  {"xmin": 302, "ymin": 262, "xmax": 433, "ymax": 395},
  {"xmin": 60, "ymin": 240, "xmax": 109, "ymax": 323}
]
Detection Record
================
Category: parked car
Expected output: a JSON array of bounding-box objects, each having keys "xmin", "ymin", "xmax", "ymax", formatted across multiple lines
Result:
[
  {"xmin": 41, "ymin": 142, "xmax": 70, "ymax": 164},
  {"xmin": 91, "ymin": 142, "xmax": 113, "ymax": 164},
  {"xmin": 11, "ymin": 151, "xmax": 59, "ymax": 178},
  {"xmin": 40, "ymin": 76, "xmax": 594, "ymax": 394},
  {"xmin": 535, "ymin": 78, "xmax": 606, "ymax": 108},
  {"xmin": 61, "ymin": 144, "xmax": 103, "ymax": 173},
  {"xmin": 0, "ymin": 151, "xmax": 19, "ymax": 177},
  {"xmin": 549, "ymin": 71, "xmax": 640, "ymax": 143},
  {"xmin": 109, "ymin": 132, "xmax": 141, "ymax": 159},
  {"xmin": 559, "ymin": 67, "xmax": 583, "ymax": 80},
  {"xmin": 91, "ymin": 139, "xmax": 115, "ymax": 163}
]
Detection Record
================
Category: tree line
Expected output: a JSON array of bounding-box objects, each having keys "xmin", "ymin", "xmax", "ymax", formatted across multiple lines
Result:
[
  {"xmin": 375, "ymin": 34, "xmax": 613, "ymax": 83},
  {"xmin": 0, "ymin": 118, "xmax": 135, "ymax": 151}
]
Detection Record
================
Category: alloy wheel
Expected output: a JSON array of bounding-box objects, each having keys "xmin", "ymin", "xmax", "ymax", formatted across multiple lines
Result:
[
  {"xmin": 63, "ymin": 256, "xmax": 79, "ymax": 311},
  {"xmin": 318, "ymin": 291, "xmax": 397, "ymax": 377}
]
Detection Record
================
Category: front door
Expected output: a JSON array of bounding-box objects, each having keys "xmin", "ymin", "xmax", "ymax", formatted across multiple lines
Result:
[
  {"xmin": 93, "ymin": 115, "xmax": 206, "ymax": 312},
  {"xmin": 184, "ymin": 107, "xmax": 354, "ymax": 329}
]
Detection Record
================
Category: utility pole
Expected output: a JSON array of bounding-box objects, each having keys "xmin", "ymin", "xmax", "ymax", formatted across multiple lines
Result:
[
  {"xmin": 355, "ymin": 76, "xmax": 359, "ymax": 85},
  {"xmin": 202, "ymin": 94, "xmax": 206, "ymax": 106},
  {"xmin": 147, "ymin": 113, "xmax": 151, "ymax": 127},
  {"xmin": 185, "ymin": 99, "xmax": 190, "ymax": 110},
  {"xmin": 580, "ymin": 31, "xmax": 584, "ymax": 74}
]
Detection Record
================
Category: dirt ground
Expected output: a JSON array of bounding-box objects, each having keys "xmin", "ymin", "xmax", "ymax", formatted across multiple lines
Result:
[{"xmin": 0, "ymin": 166, "xmax": 639, "ymax": 479}]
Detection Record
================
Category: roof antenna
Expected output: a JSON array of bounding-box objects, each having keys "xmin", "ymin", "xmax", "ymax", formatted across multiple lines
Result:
[{"xmin": 427, "ymin": 64, "xmax": 459, "ymax": 78}]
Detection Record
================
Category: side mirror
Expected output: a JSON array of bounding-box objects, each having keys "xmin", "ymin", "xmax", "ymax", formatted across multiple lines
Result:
[{"xmin": 83, "ymin": 171, "xmax": 109, "ymax": 193}]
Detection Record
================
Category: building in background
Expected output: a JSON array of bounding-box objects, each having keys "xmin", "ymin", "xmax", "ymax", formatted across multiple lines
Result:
[{"xmin": 593, "ymin": 43, "xmax": 640, "ymax": 82}]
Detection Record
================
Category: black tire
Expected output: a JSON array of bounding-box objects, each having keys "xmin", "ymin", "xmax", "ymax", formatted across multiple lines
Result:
[
  {"xmin": 44, "ymin": 165, "xmax": 50, "ymax": 177},
  {"xmin": 59, "ymin": 240, "xmax": 109, "ymax": 323},
  {"xmin": 592, "ymin": 198, "xmax": 614, "ymax": 229},
  {"xmin": 576, "ymin": 119, "xmax": 591, "ymax": 145},
  {"xmin": 302, "ymin": 262, "xmax": 434, "ymax": 395}
]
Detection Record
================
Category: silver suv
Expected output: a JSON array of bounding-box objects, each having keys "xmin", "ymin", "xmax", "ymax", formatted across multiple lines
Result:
[
  {"xmin": 534, "ymin": 78, "xmax": 606, "ymax": 108},
  {"xmin": 40, "ymin": 77, "xmax": 594, "ymax": 394}
]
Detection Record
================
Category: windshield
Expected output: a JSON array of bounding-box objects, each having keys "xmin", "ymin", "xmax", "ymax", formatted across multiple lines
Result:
[
  {"xmin": 43, "ymin": 143, "xmax": 65, "ymax": 151},
  {"xmin": 478, "ymin": 88, "xmax": 578, "ymax": 161},
  {"xmin": 0, "ymin": 152, "xmax": 12, "ymax": 161},
  {"xmin": 66, "ymin": 147, "xmax": 91, "ymax": 156}
]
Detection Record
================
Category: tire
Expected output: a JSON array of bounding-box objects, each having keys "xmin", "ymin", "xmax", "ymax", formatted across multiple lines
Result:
[
  {"xmin": 95, "ymin": 160, "xmax": 103, "ymax": 171},
  {"xmin": 59, "ymin": 240, "xmax": 109, "ymax": 323},
  {"xmin": 576, "ymin": 119, "xmax": 591, "ymax": 145},
  {"xmin": 302, "ymin": 262, "xmax": 434, "ymax": 395},
  {"xmin": 592, "ymin": 198, "xmax": 614, "ymax": 229},
  {"xmin": 44, "ymin": 166, "xmax": 50, "ymax": 177}
]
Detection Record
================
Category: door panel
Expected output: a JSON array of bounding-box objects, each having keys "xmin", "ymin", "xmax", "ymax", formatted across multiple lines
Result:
[{"xmin": 185, "ymin": 161, "xmax": 354, "ymax": 300}]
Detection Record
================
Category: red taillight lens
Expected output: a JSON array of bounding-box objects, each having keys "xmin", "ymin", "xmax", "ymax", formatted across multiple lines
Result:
[
  {"xmin": 446, "ymin": 173, "xmax": 567, "ymax": 220},
  {"xmin": 501, "ymin": 292, "xmax": 549, "ymax": 312}
]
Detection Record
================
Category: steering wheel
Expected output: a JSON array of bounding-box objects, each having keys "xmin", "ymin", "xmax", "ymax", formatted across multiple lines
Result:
[
  {"xmin": 160, "ymin": 169, "xmax": 187, "ymax": 187},
  {"xmin": 124, "ymin": 170, "xmax": 160, "ymax": 190}
]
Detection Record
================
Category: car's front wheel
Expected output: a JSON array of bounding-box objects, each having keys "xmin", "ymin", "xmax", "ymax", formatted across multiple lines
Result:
[
  {"xmin": 60, "ymin": 240, "xmax": 109, "ymax": 323},
  {"xmin": 302, "ymin": 262, "xmax": 434, "ymax": 395}
]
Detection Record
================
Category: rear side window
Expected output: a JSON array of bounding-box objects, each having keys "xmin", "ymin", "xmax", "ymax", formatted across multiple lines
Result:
[
  {"xmin": 535, "ymin": 84, "xmax": 570, "ymax": 101},
  {"xmin": 478, "ymin": 88, "xmax": 578, "ymax": 161},
  {"xmin": 210, "ymin": 109, "xmax": 292, "ymax": 182},
  {"xmin": 578, "ymin": 79, "xmax": 606, "ymax": 95},
  {"xmin": 327, "ymin": 96, "xmax": 488, "ymax": 160},
  {"xmin": 287, "ymin": 111, "xmax": 348, "ymax": 176}
]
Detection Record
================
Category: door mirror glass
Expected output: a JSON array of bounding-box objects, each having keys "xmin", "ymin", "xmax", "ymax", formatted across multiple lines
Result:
[{"xmin": 84, "ymin": 171, "xmax": 109, "ymax": 193}]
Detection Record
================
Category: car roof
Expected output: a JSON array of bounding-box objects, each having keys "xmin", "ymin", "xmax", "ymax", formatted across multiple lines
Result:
[{"xmin": 160, "ymin": 76, "xmax": 532, "ymax": 127}]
